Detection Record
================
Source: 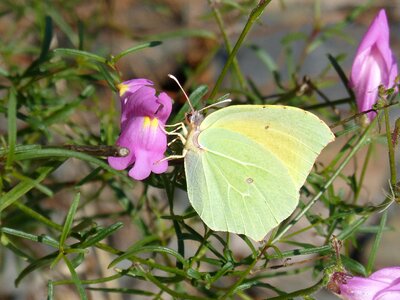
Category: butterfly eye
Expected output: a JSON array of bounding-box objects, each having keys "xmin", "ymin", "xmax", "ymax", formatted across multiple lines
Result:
[{"xmin": 189, "ymin": 112, "xmax": 204, "ymax": 126}]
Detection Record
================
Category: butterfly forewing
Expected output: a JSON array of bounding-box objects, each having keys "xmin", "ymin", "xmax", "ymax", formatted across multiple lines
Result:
[
  {"xmin": 199, "ymin": 105, "xmax": 335, "ymax": 190},
  {"xmin": 184, "ymin": 105, "xmax": 334, "ymax": 240}
]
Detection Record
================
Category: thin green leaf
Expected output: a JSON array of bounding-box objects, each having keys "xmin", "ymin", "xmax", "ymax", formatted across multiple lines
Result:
[
  {"xmin": 10, "ymin": 147, "xmax": 131, "ymax": 184},
  {"xmin": 327, "ymin": 54, "xmax": 355, "ymax": 100},
  {"xmin": 250, "ymin": 45, "xmax": 278, "ymax": 72},
  {"xmin": 53, "ymin": 48, "xmax": 106, "ymax": 63},
  {"xmin": 12, "ymin": 173, "xmax": 53, "ymax": 196},
  {"xmin": 39, "ymin": 16, "xmax": 53, "ymax": 61},
  {"xmin": 78, "ymin": 20, "xmax": 84, "ymax": 50},
  {"xmin": 22, "ymin": 16, "xmax": 53, "ymax": 76},
  {"xmin": 119, "ymin": 257, "xmax": 187, "ymax": 278},
  {"xmin": 142, "ymin": 271, "xmax": 208, "ymax": 300},
  {"xmin": 12, "ymin": 202, "xmax": 62, "ymax": 231},
  {"xmin": 112, "ymin": 41, "xmax": 162, "ymax": 63},
  {"xmin": 342, "ymin": 255, "xmax": 367, "ymax": 277},
  {"xmin": 0, "ymin": 144, "xmax": 41, "ymax": 156},
  {"xmin": 53, "ymin": 272, "xmax": 123, "ymax": 286},
  {"xmin": 40, "ymin": 99, "xmax": 84, "ymax": 127},
  {"xmin": 15, "ymin": 253, "xmax": 58, "ymax": 286},
  {"xmin": 86, "ymin": 287, "xmax": 155, "ymax": 296},
  {"xmin": 125, "ymin": 235, "xmax": 160, "ymax": 251},
  {"xmin": 209, "ymin": 262, "xmax": 234, "ymax": 284},
  {"xmin": 337, "ymin": 216, "xmax": 368, "ymax": 241},
  {"xmin": 47, "ymin": 8, "xmax": 79, "ymax": 46},
  {"xmin": 145, "ymin": 28, "xmax": 215, "ymax": 41},
  {"xmin": 108, "ymin": 245, "xmax": 187, "ymax": 269},
  {"xmin": 60, "ymin": 193, "xmax": 81, "ymax": 247},
  {"xmin": 63, "ymin": 255, "xmax": 88, "ymax": 300},
  {"xmin": 70, "ymin": 252, "xmax": 85, "ymax": 269},
  {"xmin": 367, "ymin": 210, "xmax": 388, "ymax": 274},
  {"xmin": 79, "ymin": 222, "xmax": 123, "ymax": 248},
  {"xmin": 49, "ymin": 253, "xmax": 63, "ymax": 269},
  {"xmin": 0, "ymin": 165, "xmax": 56, "ymax": 212},
  {"xmin": 0, "ymin": 227, "xmax": 59, "ymax": 248},
  {"xmin": 268, "ymin": 245, "xmax": 331, "ymax": 260},
  {"xmin": 0, "ymin": 234, "xmax": 35, "ymax": 262},
  {"xmin": 96, "ymin": 63, "xmax": 118, "ymax": 92},
  {"xmin": 6, "ymin": 87, "xmax": 17, "ymax": 168}
]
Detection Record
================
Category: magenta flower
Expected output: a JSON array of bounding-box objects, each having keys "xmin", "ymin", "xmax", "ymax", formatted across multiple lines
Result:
[
  {"xmin": 108, "ymin": 79, "xmax": 172, "ymax": 180},
  {"xmin": 350, "ymin": 9, "xmax": 398, "ymax": 120},
  {"xmin": 336, "ymin": 267, "xmax": 400, "ymax": 300}
]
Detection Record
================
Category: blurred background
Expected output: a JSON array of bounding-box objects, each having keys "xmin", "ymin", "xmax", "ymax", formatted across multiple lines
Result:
[{"xmin": 1, "ymin": 0, "xmax": 400, "ymax": 299}]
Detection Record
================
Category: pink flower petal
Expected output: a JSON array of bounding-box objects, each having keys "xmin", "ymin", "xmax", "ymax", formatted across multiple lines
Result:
[
  {"xmin": 121, "ymin": 86, "xmax": 167, "ymax": 130},
  {"xmin": 370, "ymin": 267, "xmax": 400, "ymax": 284},
  {"xmin": 349, "ymin": 9, "xmax": 398, "ymax": 121},
  {"xmin": 118, "ymin": 78, "xmax": 153, "ymax": 98},
  {"xmin": 355, "ymin": 10, "xmax": 389, "ymax": 61},
  {"xmin": 374, "ymin": 279, "xmax": 400, "ymax": 300},
  {"xmin": 340, "ymin": 277, "xmax": 388, "ymax": 300},
  {"xmin": 129, "ymin": 150, "xmax": 153, "ymax": 180},
  {"xmin": 155, "ymin": 92, "xmax": 173, "ymax": 123}
]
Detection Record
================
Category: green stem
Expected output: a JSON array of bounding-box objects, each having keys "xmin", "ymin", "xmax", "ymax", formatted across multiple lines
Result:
[
  {"xmin": 220, "ymin": 255, "xmax": 259, "ymax": 299},
  {"xmin": 353, "ymin": 143, "xmax": 373, "ymax": 204},
  {"xmin": 366, "ymin": 210, "xmax": 387, "ymax": 274},
  {"xmin": 302, "ymin": 97, "xmax": 352, "ymax": 110},
  {"xmin": 53, "ymin": 273, "xmax": 123, "ymax": 286},
  {"xmin": 209, "ymin": 0, "xmax": 247, "ymax": 91},
  {"xmin": 268, "ymin": 276, "xmax": 326, "ymax": 300},
  {"xmin": 139, "ymin": 268, "xmax": 208, "ymax": 300},
  {"xmin": 209, "ymin": 0, "xmax": 271, "ymax": 99},
  {"xmin": 384, "ymin": 106, "xmax": 397, "ymax": 188},
  {"xmin": 12, "ymin": 202, "xmax": 63, "ymax": 231},
  {"xmin": 162, "ymin": 174, "xmax": 184, "ymax": 269}
]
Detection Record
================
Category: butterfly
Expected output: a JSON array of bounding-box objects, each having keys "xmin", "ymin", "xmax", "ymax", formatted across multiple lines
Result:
[{"xmin": 168, "ymin": 75, "xmax": 335, "ymax": 241}]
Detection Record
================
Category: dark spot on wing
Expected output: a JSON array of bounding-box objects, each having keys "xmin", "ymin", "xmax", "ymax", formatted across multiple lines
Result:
[
  {"xmin": 246, "ymin": 178, "xmax": 254, "ymax": 184},
  {"xmin": 264, "ymin": 125, "xmax": 269, "ymax": 130}
]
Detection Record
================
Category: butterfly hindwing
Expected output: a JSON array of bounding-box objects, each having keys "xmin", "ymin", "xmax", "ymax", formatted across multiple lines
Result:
[{"xmin": 185, "ymin": 128, "xmax": 299, "ymax": 241}]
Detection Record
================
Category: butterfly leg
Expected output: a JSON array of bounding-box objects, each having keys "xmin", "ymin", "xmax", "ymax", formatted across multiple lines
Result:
[
  {"xmin": 165, "ymin": 122, "xmax": 188, "ymax": 136},
  {"xmin": 167, "ymin": 132, "xmax": 186, "ymax": 145},
  {"xmin": 168, "ymin": 137, "xmax": 182, "ymax": 146},
  {"xmin": 165, "ymin": 123, "xmax": 183, "ymax": 129},
  {"xmin": 161, "ymin": 123, "xmax": 187, "ymax": 145},
  {"xmin": 157, "ymin": 149, "xmax": 187, "ymax": 163}
]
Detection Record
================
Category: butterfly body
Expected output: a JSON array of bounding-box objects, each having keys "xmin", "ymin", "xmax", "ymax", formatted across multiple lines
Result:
[{"xmin": 183, "ymin": 105, "xmax": 334, "ymax": 241}]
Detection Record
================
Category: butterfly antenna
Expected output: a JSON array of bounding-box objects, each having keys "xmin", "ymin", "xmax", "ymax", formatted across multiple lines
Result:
[
  {"xmin": 198, "ymin": 99, "xmax": 232, "ymax": 113},
  {"xmin": 168, "ymin": 74, "xmax": 195, "ymax": 113}
]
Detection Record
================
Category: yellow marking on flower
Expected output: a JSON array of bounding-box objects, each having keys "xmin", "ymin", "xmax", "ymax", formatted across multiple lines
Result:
[
  {"xmin": 143, "ymin": 116, "xmax": 151, "ymax": 127},
  {"xmin": 118, "ymin": 83, "xmax": 128, "ymax": 97},
  {"xmin": 151, "ymin": 118, "xmax": 159, "ymax": 128}
]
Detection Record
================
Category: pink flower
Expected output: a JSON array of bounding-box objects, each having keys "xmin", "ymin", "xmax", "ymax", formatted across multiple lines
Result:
[
  {"xmin": 350, "ymin": 9, "xmax": 398, "ymax": 120},
  {"xmin": 108, "ymin": 79, "xmax": 172, "ymax": 180},
  {"xmin": 337, "ymin": 267, "xmax": 400, "ymax": 300}
]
